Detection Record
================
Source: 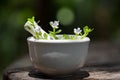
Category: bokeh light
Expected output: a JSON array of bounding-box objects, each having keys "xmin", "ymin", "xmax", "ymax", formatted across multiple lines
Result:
[{"xmin": 57, "ymin": 7, "xmax": 75, "ymax": 26}]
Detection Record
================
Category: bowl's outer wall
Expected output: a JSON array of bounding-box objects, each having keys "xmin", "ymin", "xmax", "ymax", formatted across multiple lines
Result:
[{"xmin": 27, "ymin": 40, "xmax": 89, "ymax": 75}]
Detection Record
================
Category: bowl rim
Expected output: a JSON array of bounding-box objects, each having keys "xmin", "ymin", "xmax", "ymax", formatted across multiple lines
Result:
[{"xmin": 27, "ymin": 35, "xmax": 90, "ymax": 43}]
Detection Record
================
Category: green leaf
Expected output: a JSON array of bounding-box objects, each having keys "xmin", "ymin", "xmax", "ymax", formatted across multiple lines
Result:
[
  {"xmin": 70, "ymin": 36, "xmax": 75, "ymax": 40},
  {"xmin": 81, "ymin": 26, "xmax": 93, "ymax": 39},
  {"xmin": 83, "ymin": 26, "xmax": 93, "ymax": 33},
  {"xmin": 49, "ymin": 33, "xmax": 53, "ymax": 37},
  {"xmin": 43, "ymin": 33, "xmax": 48, "ymax": 39},
  {"xmin": 27, "ymin": 26, "xmax": 31, "ymax": 30},
  {"xmin": 39, "ymin": 31, "xmax": 42, "ymax": 36},
  {"xmin": 49, "ymin": 31, "xmax": 54, "ymax": 35},
  {"xmin": 56, "ymin": 29, "xmax": 62, "ymax": 33},
  {"xmin": 27, "ymin": 16, "xmax": 35, "ymax": 28},
  {"xmin": 62, "ymin": 34, "xmax": 69, "ymax": 39},
  {"xmin": 35, "ymin": 32, "xmax": 40, "ymax": 39},
  {"xmin": 27, "ymin": 16, "xmax": 35, "ymax": 23},
  {"xmin": 49, "ymin": 30, "xmax": 53, "ymax": 33}
]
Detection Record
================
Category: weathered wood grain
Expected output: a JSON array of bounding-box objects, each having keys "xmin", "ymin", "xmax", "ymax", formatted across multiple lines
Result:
[{"xmin": 3, "ymin": 63, "xmax": 120, "ymax": 80}]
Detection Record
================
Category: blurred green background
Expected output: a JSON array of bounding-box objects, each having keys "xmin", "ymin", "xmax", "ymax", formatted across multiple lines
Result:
[{"xmin": 0, "ymin": 0, "xmax": 120, "ymax": 79}]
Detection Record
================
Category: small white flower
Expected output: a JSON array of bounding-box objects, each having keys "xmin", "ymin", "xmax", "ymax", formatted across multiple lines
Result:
[
  {"xmin": 74, "ymin": 27, "xmax": 82, "ymax": 35},
  {"xmin": 50, "ymin": 21, "xmax": 59, "ymax": 28}
]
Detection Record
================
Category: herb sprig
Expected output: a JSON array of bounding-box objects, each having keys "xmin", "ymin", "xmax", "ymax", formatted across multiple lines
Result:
[{"xmin": 24, "ymin": 17, "xmax": 93, "ymax": 40}]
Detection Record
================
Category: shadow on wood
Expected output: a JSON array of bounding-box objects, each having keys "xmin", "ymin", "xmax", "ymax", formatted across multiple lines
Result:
[{"xmin": 3, "ymin": 66, "xmax": 89, "ymax": 80}]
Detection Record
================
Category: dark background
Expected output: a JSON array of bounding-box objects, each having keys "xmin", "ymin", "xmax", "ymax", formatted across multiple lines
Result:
[{"xmin": 0, "ymin": 0, "xmax": 120, "ymax": 79}]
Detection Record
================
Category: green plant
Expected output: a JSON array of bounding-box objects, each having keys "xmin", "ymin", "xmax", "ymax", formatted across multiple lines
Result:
[{"xmin": 24, "ymin": 16, "xmax": 93, "ymax": 40}]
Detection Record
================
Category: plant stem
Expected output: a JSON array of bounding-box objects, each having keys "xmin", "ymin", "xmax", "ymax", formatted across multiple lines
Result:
[{"xmin": 53, "ymin": 28, "xmax": 55, "ymax": 33}]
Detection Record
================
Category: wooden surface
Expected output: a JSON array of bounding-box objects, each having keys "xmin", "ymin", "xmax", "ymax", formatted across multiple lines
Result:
[
  {"xmin": 3, "ymin": 41, "xmax": 120, "ymax": 80},
  {"xmin": 3, "ymin": 67, "xmax": 89, "ymax": 80},
  {"xmin": 3, "ymin": 63, "xmax": 120, "ymax": 80}
]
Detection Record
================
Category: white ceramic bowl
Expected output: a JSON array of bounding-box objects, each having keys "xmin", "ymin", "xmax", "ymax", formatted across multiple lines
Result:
[{"xmin": 27, "ymin": 36, "xmax": 90, "ymax": 75}]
